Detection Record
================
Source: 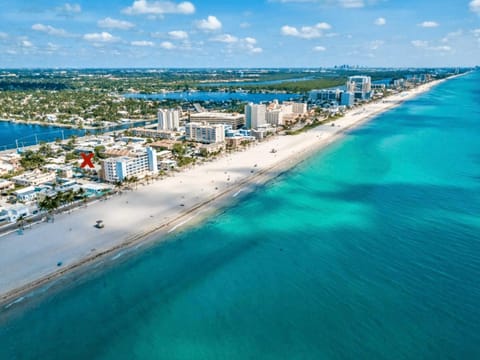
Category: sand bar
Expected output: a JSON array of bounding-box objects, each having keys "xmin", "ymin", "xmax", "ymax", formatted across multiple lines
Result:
[{"xmin": 0, "ymin": 77, "xmax": 455, "ymax": 309}]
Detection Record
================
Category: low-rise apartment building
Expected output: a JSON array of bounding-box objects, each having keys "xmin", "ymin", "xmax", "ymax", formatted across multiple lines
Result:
[
  {"xmin": 100, "ymin": 147, "xmax": 158, "ymax": 183},
  {"xmin": 190, "ymin": 112, "xmax": 245, "ymax": 129},
  {"xmin": 185, "ymin": 122, "xmax": 225, "ymax": 144},
  {"xmin": 12, "ymin": 170, "xmax": 56, "ymax": 186}
]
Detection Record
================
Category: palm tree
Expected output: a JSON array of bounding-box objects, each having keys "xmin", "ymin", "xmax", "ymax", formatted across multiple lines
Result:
[
  {"xmin": 114, "ymin": 180, "xmax": 123, "ymax": 193},
  {"xmin": 63, "ymin": 190, "xmax": 76, "ymax": 208},
  {"xmin": 39, "ymin": 195, "xmax": 60, "ymax": 222},
  {"xmin": 75, "ymin": 187, "xmax": 85, "ymax": 199},
  {"xmin": 125, "ymin": 175, "xmax": 139, "ymax": 189},
  {"xmin": 17, "ymin": 214, "xmax": 26, "ymax": 232}
]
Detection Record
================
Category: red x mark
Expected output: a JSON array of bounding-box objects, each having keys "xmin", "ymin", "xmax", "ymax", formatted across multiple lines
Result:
[{"xmin": 80, "ymin": 153, "xmax": 94, "ymax": 169}]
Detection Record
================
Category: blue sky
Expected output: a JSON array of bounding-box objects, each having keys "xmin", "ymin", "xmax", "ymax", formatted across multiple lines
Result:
[{"xmin": 0, "ymin": 0, "xmax": 479, "ymax": 68}]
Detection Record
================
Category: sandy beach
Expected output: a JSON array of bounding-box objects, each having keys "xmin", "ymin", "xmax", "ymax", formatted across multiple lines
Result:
[{"xmin": 0, "ymin": 77, "xmax": 453, "ymax": 309}]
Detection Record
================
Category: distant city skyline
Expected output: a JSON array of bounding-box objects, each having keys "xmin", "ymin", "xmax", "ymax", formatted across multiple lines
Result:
[{"xmin": 0, "ymin": 0, "xmax": 479, "ymax": 68}]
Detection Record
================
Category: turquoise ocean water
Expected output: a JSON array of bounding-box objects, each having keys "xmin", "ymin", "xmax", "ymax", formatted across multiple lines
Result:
[{"xmin": 1, "ymin": 72, "xmax": 480, "ymax": 359}]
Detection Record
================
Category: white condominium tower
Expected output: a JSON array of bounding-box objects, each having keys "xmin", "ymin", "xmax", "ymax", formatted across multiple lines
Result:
[
  {"xmin": 158, "ymin": 109, "xmax": 180, "ymax": 131},
  {"xmin": 245, "ymin": 103, "xmax": 266, "ymax": 129},
  {"xmin": 346, "ymin": 76, "xmax": 372, "ymax": 100},
  {"xmin": 101, "ymin": 147, "xmax": 158, "ymax": 183},
  {"xmin": 185, "ymin": 123, "xmax": 225, "ymax": 144}
]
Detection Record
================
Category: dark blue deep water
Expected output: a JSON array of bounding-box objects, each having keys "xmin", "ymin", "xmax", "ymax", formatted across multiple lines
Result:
[
  {"xmin": 1, "ymin": 72, "xmax": 479, "ymax": 359},
  {"xmin": 0, "ymin": 122, "xmax": 84, "ymax": 149},
  {"xmin": 0, "ymin": 120, "xmax": 152, "ymax": 150},
  {"xmin": 124, "ymin": 90, "xmax": 300, "ymax": 102}
]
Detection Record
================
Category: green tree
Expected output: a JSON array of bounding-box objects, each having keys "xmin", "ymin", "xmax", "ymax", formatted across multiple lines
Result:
[
  {"xmin": 94, "ymin": 145, "xmax": 106, "ymax": 159},
  {"xmin": 199, "ymin": 148, "xmax": 209, "ymax": 158},
  {"xmin": 20, "ymin": 150, "xmax": 46, "ymax": 170},
  {"xmin": 62, "ymin": 190, "xmax": 76, "ymax": 206},
  {"xmin": 38, "ymin": 143, "xmax": 55, "ymax": 157},
  {"xmin": 172, "ymin": 143, "xmax": 186, "ymax": 156},
  {"xmin": 39, "ymin": 195, "xmax": 60, "ymax": 221},
  {"xmin": 16, "ymin": 214, "xmax": 27, "ymax": 231}
]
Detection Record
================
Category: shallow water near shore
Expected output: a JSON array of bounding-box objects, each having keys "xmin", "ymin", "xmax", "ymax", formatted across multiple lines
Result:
[{"xmin": 1, "ymin": 72, "xmax": 480, "ymax": 359}]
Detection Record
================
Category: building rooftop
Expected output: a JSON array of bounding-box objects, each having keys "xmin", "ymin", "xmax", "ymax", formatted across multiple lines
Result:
[{"xmin": 191, "ymin": 112, "xmax": 244, "ymax": 119}]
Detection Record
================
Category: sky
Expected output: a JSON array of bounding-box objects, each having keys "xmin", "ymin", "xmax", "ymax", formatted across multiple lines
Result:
[{"xmin": 0, "ymin": 0, "xmax": 479, "ymax": 68}]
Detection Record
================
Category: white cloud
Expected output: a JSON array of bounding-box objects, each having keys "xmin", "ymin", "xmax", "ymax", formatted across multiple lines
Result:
[
  {"xmin": 32, "ymin": 24, "xmax": 68, "ymax": 37},
  {"xmin": 313, "ymin": 45, "xmax": 326, "ymax": 51},
  {"xmin": 168, "ymin": 30, "xmax": 188, "ymax": 39},
  {"xmin": 160, "ymin": 41, "xmax": 175, "ymax": 49},
  {"xmin": 281, "ymin": 22, "xmax": 331, "ymax": 39},
  {"xmin": 239, "ymin": 38, "xmax": 262, "ymax": 53},
  {"xmin": 241, "ymin": 37, "xmax": 262, "ymax": 54},
  {"xmin": 21, "ymin": 40, "xmax": 34, "ymax": 48},
  {"xmin": 0, "ymin": 32, "xmax": 8, "ymax": 39},
  {"xmin": 339, "ymin": 0, "xmax": 364, "ymax": 8},
  {"xmin": 240, "ymin": 22, "xmax": 251, "ymax": 28},
  {"xmin": 56, "ymin": 3, "xmax": 81, "ymax": 15},
  {"xmin": 470, "ymin": 0, "xmax": 480, "ymax": 13},
  {"xmin": 369, "ymin": 40, "xmax": 384, "ymax": 50},
  {"xmin": 281, "ymin": 26, "xmax": 297, "ymax": 36},
  {"xmin": 411, "ymin": 40, "xmax": 453, "ymax": 52},
  {"xmin": 314, "ymin": 22, "xmax": 331, "ymax": 30},
  {"xmin": 474, "ymin": 29, "xmax": 480, "ymax": 45},
  {"xmin": 16, "ymin": 37, "xmax": 35, "ymax": 52},
  {"xmin": 419, "ymin": 21, "xmax": 439, "ymax": 28},
  {"xmin": 131, "ymin": 40, "xmax": 154, "ymax": 46},
  {"xmin": 429, "ymin": 45, "xmax": 452, "ymax": 51},
  {"xmin": 212, "ymin": 34, "xmax": 262, "ymax": 54},
  {"xmin": 46, "ymin": 42, "xmax": 60, "ymax": 52},
  {"xmin": 196, "ymin": 15, "xmax": 222, "ymax": 31},
  {"xmin": 271, "ymin": 0, "xmax": 365, "ymax": 7},
  {"xmin": 211, "ymin": 34, "xmax": 238, "ymax": 43},
  {"xmin": 98, "ymin": 17, "xmax": 135, "ymax": 30},
  {"xmin": 250, "ymin": 47, "xmax": 263, "ymax": 53},
  {"xmin": 441, "ymin": 30, "xmax": 463, "ymax": 43},
  {"xmin": 83, "ymin": 32, "xmax": 119, "ymax": 43},
  {"xmin": 411, "ymin": 40, "xmax": 428, "ymax": 48},
  {"xmin": 123, "ymin": 1, "xmax": 195, "ymax": 16},
  {"xmin": 374, "ymin": 17, "xmax": 386, "ymax": 26}
]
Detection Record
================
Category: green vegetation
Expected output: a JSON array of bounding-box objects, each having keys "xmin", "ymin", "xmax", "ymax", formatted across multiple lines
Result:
[
  {"xmin": 0, "ymin": 68, "xmax": 466, "ymax": 127},
  {"xmin": 176, "ymin": 156, "xmax": 195, "ymax": 167},
  {"xmin": 39, "ymin": 189, "xmax": 88, "ymax": 220},
  {"xmin": 172, "ymin": 143, "xmax": 187, "ymax": 156},
  {"xmin": 285, "ymin": 116, "xmax": 339, "ymax": 135},
  {"xmin": 18, "ymin": 143, "xmax": 60, "ymax": 170},
  {"xmin": 20, "ymin": 150, "xmax": 46, "ymax": 170},
  {"xmin": 94, "ymin": 145, "xmax": 107, "ymax": 159},
  {"xmin": 236, "ymin": 77, "xmax": 346, "ymax": 92},
  {"xmin": 0, "ymin": 90, "xmax": 160, "ymax": 125}
]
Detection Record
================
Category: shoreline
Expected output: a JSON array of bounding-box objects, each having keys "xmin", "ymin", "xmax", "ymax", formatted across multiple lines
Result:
[
  {"xmin": 0, "ymin": 117, "xmax": 152, "ymax": 132},
  {"xmin": 0, "ymin": 74, "xmax": 462, "ymax": 311}
]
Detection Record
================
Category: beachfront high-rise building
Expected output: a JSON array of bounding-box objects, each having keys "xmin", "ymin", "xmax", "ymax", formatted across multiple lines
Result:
[
  {"xmin": 346, "ymin": 76, "xmax": 372, "ymax": 100},
  {"xmin": 158, "ymin": 109, "xmax": 180, "ymax": 131},
  {"xmin": 265, "ymin": 109, "xmax": 285, "ymax": 127},
  {"xmin": 101, "ymin": 147, "xmax": 158, "ymax": 183},
  {"xmin": 190, "ymin": 112, "xmax": 245, "ymax": 129},
  {"xmin": 245, "ymin": 103, "xmax": 266, "ymax": 129},
  {"xmin": 263, "ymin": 101, "xmax": 307, "ymax": 127},
  {"xmin": 283, "ymin": 102, "xmax": 307, "ymax": 114},
  {"xmin": 309, "ymin": 89, "xmax": 343, "ymax": 103},
  {"xmin": 340, "ymin": 92, "xmax": 355, "ymax": 106},
  {"xmin": 185, "ymin": 122, "xmax": 225, "ymax": 144}
]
